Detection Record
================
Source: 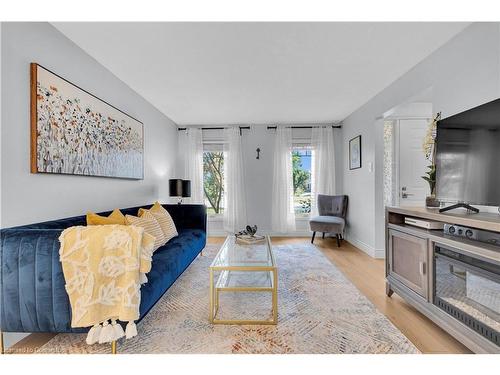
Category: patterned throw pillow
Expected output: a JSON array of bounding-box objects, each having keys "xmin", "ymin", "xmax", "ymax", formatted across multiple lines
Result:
[
  {"xmin": 126, "ymin": 212, "xmax": 166, "ymax": 251},
  {"xmin": 138, "ymin": 202, "xmax": 178, "ymax": 243},
  {"xmin": 86, "ymin": 209, "xmax": 126, "ymax": 225}
]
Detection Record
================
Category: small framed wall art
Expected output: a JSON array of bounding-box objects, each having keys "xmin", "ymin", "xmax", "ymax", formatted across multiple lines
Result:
[
  {"xmin": 349, "ymin": 135, "xmax": 362, "ymax": 170},
  {"xmin": 30, "ymin": 63, "xmax": 144, "ymax": 179}
]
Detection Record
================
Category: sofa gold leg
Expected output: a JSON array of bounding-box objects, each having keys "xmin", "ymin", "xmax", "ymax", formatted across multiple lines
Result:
[
  {"xmin": 200, "ymin": 250, "xmax": 203, "ymax": 256},
  {"xmin": 0, "ymin": 331, "xmax": 4, "ymax": 354},
  {"xmin": 111, "ymin": 340, "xmax": 117, "ymax": 354}
]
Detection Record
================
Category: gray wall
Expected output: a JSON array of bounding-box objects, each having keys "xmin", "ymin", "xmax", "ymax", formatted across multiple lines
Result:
[
  {"xmin": 341, "ymin": 23, "xmax": 500, "ymax": 257},
  {"xmin": 243, "ymin": 126, "xmax": 343, "ymax": 236},
  {"xmin": 1, "ymin": 22, "xmax": 178, "ymax": 349},
  {"xmin": 1, "ymin": 22, "xmax": 178, "ymax": 229}
]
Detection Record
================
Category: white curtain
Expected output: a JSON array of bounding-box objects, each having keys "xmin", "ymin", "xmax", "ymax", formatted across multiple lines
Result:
[
  {"xmin": 223, "ymin": 127, "xmax": 247, "ymax": 232},
  {"xmin": 271, "ymin": 127, "xmax": 296, "ymax": 233},
  {"xmin": 311, "ymin": 126, "xmax": 336, "ymax": 216},
  {"xmin": 179, "ymin": 128, "xmax": 204, "ymax": 203}
]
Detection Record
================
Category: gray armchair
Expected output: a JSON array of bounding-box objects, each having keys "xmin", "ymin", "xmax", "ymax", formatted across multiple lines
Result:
[{"xmin": 309, "ymin": 194, "xmax": 348, "ymax": 247}]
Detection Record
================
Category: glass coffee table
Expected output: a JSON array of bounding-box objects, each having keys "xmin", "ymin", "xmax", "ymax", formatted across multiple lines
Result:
[{"xmin": 209, "ymin": 235, "xmax": 278, "ymax": 325}]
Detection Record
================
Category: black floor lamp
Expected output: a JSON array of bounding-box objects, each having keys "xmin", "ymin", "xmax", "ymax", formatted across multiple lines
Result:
[{"xmin": 169, "ymin": 179, "xmax": 191, "ymax": 204}]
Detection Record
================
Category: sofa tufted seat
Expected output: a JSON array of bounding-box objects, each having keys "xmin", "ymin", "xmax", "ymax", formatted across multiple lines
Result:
[{"xmin": 138, "ymin": 228, "xmax": 206, "ymax": 318}]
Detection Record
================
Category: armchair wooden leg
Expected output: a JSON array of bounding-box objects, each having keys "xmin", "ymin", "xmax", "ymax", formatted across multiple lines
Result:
[
  {"xmin": 311, "ymin": 231, "xmax": 316, "ymax": 244},
  {"xmin": 336, "ymin": 234, "xmax": 341, "ymax": 247},
  {"xmin": 111, "ymin": 340, "xmax": 117, "ymax": 354},
  {"xmin": 322, "ymin": 232, "xmax": 325, "ymax": 239}
]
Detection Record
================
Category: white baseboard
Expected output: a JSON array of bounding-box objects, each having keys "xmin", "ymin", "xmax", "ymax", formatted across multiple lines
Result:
[
  {"xmin": 374, "ymin": 248, "xmax": 386, "ymax": 259},
  {"xmin": 208, "ymin": 226, "xmax": 388, "ymax": 258},
  {"xmin": 207, "ymin": 230, "xmax": 228, "ymax": 237},
  {"xmin": 344, "ymin": 235, "xmax": 385, "ymax": 259},
  {"xmin": 270, "ymin": 231, "xmax": 312, "ymax": 237},
  {"xmin": 207, "ymin": 230, "xmax": 386, "ymax": 258},
  {"xmin": 207, "ymin": 231, "xmax": 312, "ymax": 237},
  {"xmin": 345, "ymin": 235, "xmax": 374, "ymax": 257}
]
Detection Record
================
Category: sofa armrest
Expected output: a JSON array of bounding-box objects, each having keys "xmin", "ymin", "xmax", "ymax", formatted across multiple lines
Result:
[
  {"xmin": 163, "ymin": 204, "xmax": 207, "ymax": 233},
  {"xmin": 0, "ymin": 228, "xmax": 77, "ymax": 333}
]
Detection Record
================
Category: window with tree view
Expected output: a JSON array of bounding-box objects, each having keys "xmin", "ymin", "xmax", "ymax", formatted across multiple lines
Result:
[
  {"xmin": 292, "ymin": 147, "xmax": 312, "ymax": 216},
  {"xmin": 203, "ymin": 148, "xmax": 224, "ymax": 215}
]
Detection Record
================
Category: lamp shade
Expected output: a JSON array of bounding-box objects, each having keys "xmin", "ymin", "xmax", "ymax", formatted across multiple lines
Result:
[
  {"xmin": 182, "ymin": 180, "xmax": 191, "ymax": 197},
  {"xmin": 169, "ymin": 179, "xmax": 183, "ymax": 197}
]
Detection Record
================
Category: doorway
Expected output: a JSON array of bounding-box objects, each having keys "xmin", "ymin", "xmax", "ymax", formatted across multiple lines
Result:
[{"xmin": 383, "ymin": 102, "xmax": 432, "ymax": 206}]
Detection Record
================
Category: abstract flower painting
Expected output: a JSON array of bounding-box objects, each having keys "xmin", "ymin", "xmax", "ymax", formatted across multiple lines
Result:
[{"xmin": 31, "ymin": 63, "xmax": 144, "ymax": 179}]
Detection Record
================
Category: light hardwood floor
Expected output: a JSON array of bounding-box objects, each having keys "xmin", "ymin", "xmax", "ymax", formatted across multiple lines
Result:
[
  {"xmin": 8, "ymin": 236, "xmax": 470, "ymax": 354},
  {"xmin": 208, "ymin": 236, "xmax": 470, "ymax": 354}
]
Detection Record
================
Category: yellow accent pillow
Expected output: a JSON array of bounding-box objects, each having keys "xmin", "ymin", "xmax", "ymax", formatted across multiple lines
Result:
[
  {"xmin": 86, "ymin": 209, "xmax": 126, "ymax": 225},
  {"xmin": 138, "ymin": 202, "xmax": 178, "ymax": 243},
  {"xmin": 126, "ymin": 212, "xmax": 166, "ymax": 251}
]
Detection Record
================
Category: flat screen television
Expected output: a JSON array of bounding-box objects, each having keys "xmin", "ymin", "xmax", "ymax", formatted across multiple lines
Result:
[{"xmin": 435, "ymin": 98, "xmax": 500, "ymax": 207}]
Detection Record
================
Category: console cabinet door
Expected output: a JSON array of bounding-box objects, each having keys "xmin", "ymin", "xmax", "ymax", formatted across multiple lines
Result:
[{"xmin": 388, "ymin": 229, "xmax": 428, "ymax": 299}]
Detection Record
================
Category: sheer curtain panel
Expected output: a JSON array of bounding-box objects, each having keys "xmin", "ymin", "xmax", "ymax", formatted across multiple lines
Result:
[
  {"xmin": 223, "ymin": 127, "xmax": 248, "ymax": 232},
  {"xmin": 179, "ymin": 128, "xmax": 204, "ymax": 203},
  {"xmin": 311, "ymin": 126, "xmax": 336, "ymax": 216},
  {"xmin": 271, "ymin": 127, "xmax": 296, "ymax": 233}
]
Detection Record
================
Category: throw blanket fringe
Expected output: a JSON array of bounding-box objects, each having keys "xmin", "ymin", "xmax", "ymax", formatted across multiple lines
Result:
[
  {"xmin": 98, "ymin": 321, "xmax": 115, "ymax": 344},
  {"xmin": 112, "ymin": 319, "xmax": 125, "ymax": 341},
  {"xmin": 86, "ymin": 324, "xmax": 102, "ymax": 345},
  {"xmin": 125, "ymin": 321, "xmax": 138, "ymax": 339},
  {"xmin": 86, "ymin": 319, "xmax": 137, "ymax": 344}
]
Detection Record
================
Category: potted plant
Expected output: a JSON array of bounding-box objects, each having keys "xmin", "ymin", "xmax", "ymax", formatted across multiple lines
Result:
[{"xmin": 422, "ymin": 112, "xmax": 440, "ymax": 208}]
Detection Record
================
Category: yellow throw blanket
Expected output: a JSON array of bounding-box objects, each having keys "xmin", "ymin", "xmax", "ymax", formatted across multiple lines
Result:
[{"xmin": 59, "ymin": 225, "xmax": 154, "ymax": 345}]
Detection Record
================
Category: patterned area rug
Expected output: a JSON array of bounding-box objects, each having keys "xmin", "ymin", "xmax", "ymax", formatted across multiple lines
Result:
[{"xmin": 37, "ymin": 243, "xmax": 419, "ymax": 354}]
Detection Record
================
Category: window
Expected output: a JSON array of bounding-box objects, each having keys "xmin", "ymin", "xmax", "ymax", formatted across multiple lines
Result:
[
  {"xmin": 203, "ymin": 144, "xmax": 225, "ymax": 215},
  {"xmin": 292, "ymin": 146, "xmax": 312, "ymax": 217}
]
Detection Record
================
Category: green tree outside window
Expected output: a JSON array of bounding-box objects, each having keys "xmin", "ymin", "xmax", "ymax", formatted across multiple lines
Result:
[{"xmin": 203, "ymin": 151, "xmax": 224, "ymax": 214}]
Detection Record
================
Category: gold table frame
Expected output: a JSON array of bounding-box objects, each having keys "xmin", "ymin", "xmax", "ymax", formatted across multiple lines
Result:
[{"xmin": 209, "ymin": 236, "xmax": 278, "ymax": 325}]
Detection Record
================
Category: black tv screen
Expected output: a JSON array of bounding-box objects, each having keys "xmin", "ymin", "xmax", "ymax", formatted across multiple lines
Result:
[{"xmin": 435, "ymin": 98, "xmax": 500, "ymax": 206}]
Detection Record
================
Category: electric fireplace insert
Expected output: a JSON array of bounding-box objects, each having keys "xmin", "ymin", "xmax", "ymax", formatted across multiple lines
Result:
[{"xmin": 434, "ymin": 243, "xmax": 500, "ymax": 347}]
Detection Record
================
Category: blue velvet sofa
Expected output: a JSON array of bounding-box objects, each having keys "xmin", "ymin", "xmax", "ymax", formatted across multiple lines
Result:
[{"xmin": 0, "ymin": 204, "xmax": 206, "ymax": 340}]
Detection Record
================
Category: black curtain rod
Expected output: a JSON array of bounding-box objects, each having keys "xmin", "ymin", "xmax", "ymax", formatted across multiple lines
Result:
[
  {"xmin": 178, "ymin": 125, "xmax": 341, "ymax": 130},
  {"xmin": 177, "ymin": 126, "xmax": 250, "ymax": 131},
  {"xmin": 267, "ymin": 125, "xmax": 342, "ymax": 129}
]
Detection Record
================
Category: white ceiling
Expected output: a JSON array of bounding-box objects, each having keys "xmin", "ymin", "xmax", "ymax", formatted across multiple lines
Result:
[{"xmin": 53, "ymin": 22, "xmax": 469, "ymax": 125}]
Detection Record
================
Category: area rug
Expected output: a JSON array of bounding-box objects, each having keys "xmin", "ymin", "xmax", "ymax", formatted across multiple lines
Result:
[{"xmin": 36, "ymin": 243, "xmax": 419, "ymax": 354}]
